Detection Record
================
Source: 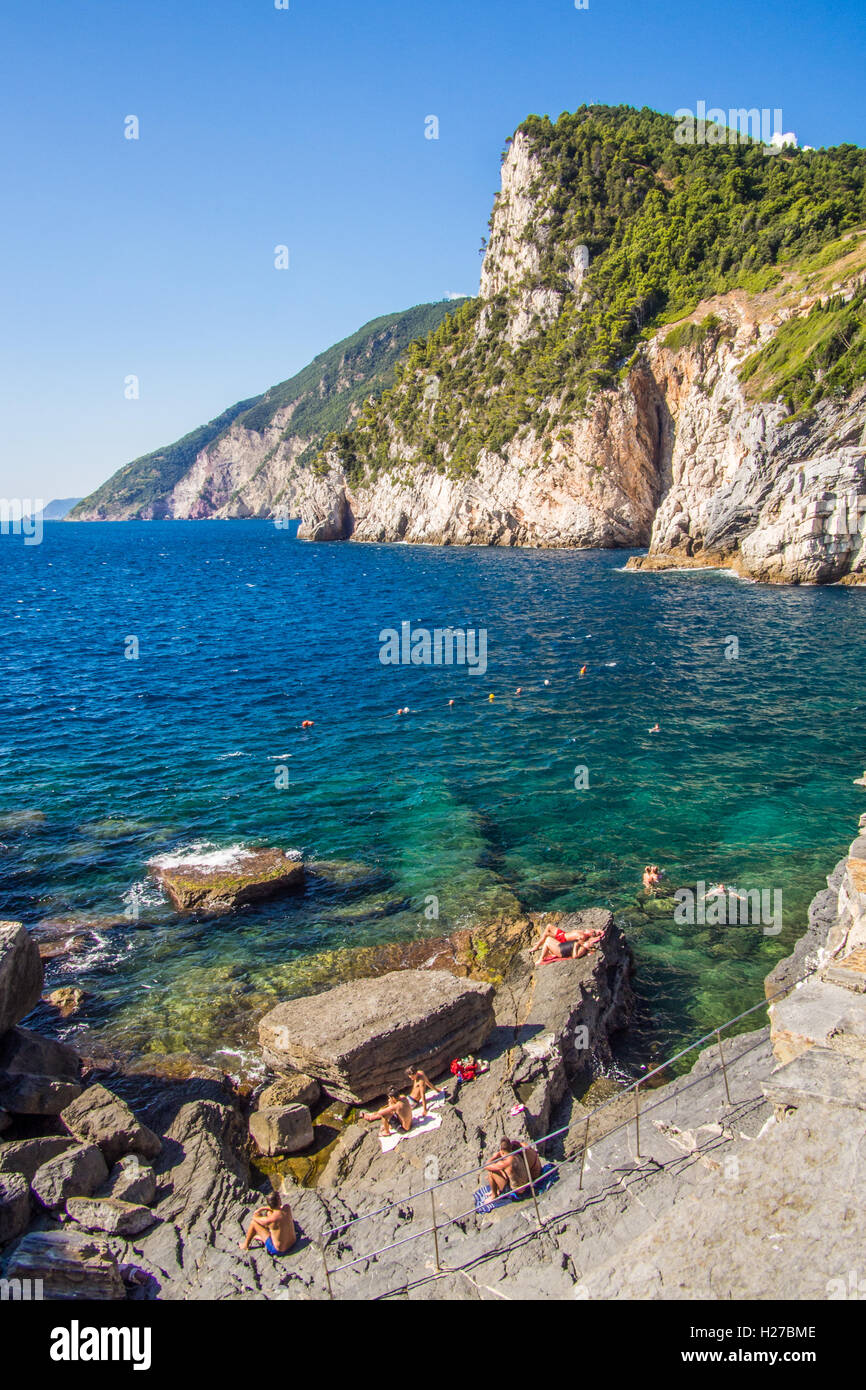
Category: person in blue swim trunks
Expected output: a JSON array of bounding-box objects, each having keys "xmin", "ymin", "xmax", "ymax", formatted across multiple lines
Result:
[
  {"xmin": 239, "ymin": 1190, "xmax": 296, "ymax": 1256},
  {"xmin": 485, "ymin": 1138, "xmax": 542, "ymax": 1198}
]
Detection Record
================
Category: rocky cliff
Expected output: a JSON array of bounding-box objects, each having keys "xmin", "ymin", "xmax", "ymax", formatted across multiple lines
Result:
[
  {"xmin": 296, "ymin": 115, "xmax": 866, "ymax": 577},
  {"xmin": 72, "ymin": 107, "xmax": 866, "ymax": 584},
  {"xmin": 69, "ymin": 303, "xmax": 458, "ymax": 522}
]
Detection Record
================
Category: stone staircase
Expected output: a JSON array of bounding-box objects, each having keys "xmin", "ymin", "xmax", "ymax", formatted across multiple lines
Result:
[
  {"xmin": 402, "ymin": 811, "xmax": 866, "ymax": 1300},
  {"xmin": 762, "ymin": 823, "xmax": 866, "ymax": 1117}
]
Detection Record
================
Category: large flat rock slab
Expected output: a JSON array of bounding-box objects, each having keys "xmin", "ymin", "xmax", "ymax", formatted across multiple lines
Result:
[
  {"xmin": 259, "ymin": 969, "xmax": 495, "ymax": 1103},
  {"xmin": 150, "ymin": 845, "xmax": 304, "ymax": 914},
  {"xmin": 4, "ymin": 1230, "xmax": 126, "ymax": 1299},
  {"xmin": 763, "ymin": 1046, "xmax": 866, "ymax": 1112},
  {"xmin": 0, "ymin": 921, "xmax": 43, "ymax": 1035}
]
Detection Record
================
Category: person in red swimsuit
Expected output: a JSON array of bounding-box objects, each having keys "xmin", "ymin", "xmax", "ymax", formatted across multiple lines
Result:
[{"xmin": 532, "ymin": 920, "xmax": 606, "ymax": 963}]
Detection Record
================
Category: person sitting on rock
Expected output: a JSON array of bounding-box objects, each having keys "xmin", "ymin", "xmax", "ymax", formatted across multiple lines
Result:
[
  {"xmin": 485, "ymin": 1138, "xmax": 542, "ymax": 1198},
  {"xmin": 362, "ymin": 1089, "xmax": 414, "ymax": 1137},
  {"xmin": 533, "ymin": 921, "xmax": 605, "ymax": 964},
  {"xmin": 238, "ymin": 1190, "xmax": 296, "ymax": 1256},
  {"xmin": 406, "ymin": 1066, "xmax": 440, "ymax": 1116}
]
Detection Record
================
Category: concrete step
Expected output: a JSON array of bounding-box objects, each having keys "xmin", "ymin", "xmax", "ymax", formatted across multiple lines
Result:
[
  {"xmin": 770, "ymin": 977, "xmax": 866, "ymax": 1061},
  {"xmin": 823, "ymin": 945, "xmax": 866, "ymax": 993},
  {"xmin": 763, "ymin": 1046, "xmax": 866, "ymax": 1112}
]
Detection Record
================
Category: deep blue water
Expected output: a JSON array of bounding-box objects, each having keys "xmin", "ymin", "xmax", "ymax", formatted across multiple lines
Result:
[{"xmin": 1, "ymin": 520, "xmax": 865, "ymax": 1072}]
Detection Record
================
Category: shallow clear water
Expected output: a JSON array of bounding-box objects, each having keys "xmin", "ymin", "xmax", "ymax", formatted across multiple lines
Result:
[{"xmin": 1, "ymin": 521, "xmax": 864, "ymax": 1069}]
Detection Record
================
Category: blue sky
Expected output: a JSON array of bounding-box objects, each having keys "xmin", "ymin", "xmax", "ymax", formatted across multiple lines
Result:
[{"xmin": 2, "ymin": 0, "xmax": 865, "ymax": 501}]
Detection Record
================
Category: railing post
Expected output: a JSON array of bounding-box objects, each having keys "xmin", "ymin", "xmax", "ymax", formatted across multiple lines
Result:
[
  {"xmin": 634, "ymin": 1081, "xmax": 641, "ymax": 1158},
  {"xmin": 522, "ymin": 1143, "xmax": 545, "ymax": 1231},
  {"xmin": 716, "ymin": 1028, "xmax": 732, "ymax": 1106},
  {"xmin": 430, "ymin": 1190, "xmax": 442, "ymax": 1272},
  {"xmin": 320, "ymin": 1239, "xmax": 334, "ymax": 1300},
  {"xmin": 579, "ymin": 1115, "xmax": 590, "ymax": 1190}
]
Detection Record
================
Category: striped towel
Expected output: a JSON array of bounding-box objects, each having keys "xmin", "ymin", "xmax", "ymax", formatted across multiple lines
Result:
[{"xmin": 473, "ymin": 1162, "xmax": 558, "ymax": 1214}]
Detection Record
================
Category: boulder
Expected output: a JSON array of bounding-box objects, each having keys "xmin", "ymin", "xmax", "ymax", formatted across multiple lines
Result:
[
  {"xmin": 258, "ymin": 1072, "xmax": 321, "ymax": 1109},
  {"xmin": 31, "ymin": 1142, "xmax": 109, "ymax": 1210},
  {"xmin": 0, "ymin": 1171, "xmax": 30, "ymax": 1245},
  {"xmin": 101, "ymin": 1155, "xmax": 157, "ymax": 1206},
  {"xmin": 4, "ymin": 1229, "xmax": 125, "ymax": 1300},
  {"xmin": 0, "ymin": 1026, "xmax": 82, "ymax": 1114},
  {"xmin": 61, "ymin": 1084, "xmax": 161, "ymax": 1166},
  {"xmin": 510, "ymin": 910, "xmax": 634, "ymax": 1135},
  {"xmin": 0, "ymin": 921, "xmax": 43, "ymax": 1034},
  {"xmin": 248, "ymin": 1103, "xmax": 314, "ymax": 1156},
  {"xmin": 150, "ymin": 1100, "xmax": 251, "ymax": 1231},
  {"xmin": 258, "ymin": 969, "xmax": 496, "ymax": 1103},
  {"xmin": 150, "ymin": 846, "xmax": 304, "ymax": 914},
  {"xmin": 66, "ymin": 1195, "xmax": 156, "ymax": 1237},
  {"xmin": 0, "ymin": 1135, "xmax": 78, "ymax": 1182}
]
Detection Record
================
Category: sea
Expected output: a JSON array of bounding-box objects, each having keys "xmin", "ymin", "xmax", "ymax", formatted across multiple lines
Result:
[{"xmin": 2, "ymin": 519, "xmax": 865, "ymax": 1077}]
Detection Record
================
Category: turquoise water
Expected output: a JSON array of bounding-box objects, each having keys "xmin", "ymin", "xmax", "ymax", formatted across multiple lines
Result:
[{"xmin": 1, "ymin": 521, "xmax": 864, "ymax": 1070}]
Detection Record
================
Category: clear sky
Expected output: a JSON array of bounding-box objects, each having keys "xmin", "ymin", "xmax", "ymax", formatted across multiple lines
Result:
[{"xmin": 1, "ymin": 0, "xmax": 865, "ymax": 502}]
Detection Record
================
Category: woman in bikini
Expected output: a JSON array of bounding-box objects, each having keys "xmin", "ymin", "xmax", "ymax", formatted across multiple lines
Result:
[{"xmin": 532, "ymin": 921, "xmax": 606, "ymax": 963}]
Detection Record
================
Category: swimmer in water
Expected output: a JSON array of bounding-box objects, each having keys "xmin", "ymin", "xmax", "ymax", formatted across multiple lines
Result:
[
  {"xmin": 649, "ymin": 724, "xmax": 660, "ymax": 733},
  {"xmin": 642, "ymin": 864, "xmax": 663, "ymax": 892}
]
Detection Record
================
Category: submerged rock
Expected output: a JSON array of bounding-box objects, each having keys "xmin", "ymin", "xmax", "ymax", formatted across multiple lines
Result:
[
  {"xmin": 4, "ymin": 1229, "xmax": 125, "ymax": 1300},
  {"xmin": 150, "ymin": 846, "xmax": 305, "ymax": 914},
  {"xmin": 61, "ymin": 1084, "xmax": 161, "ymax": 1166},
  {"xmin": 44, "ymin": 987, "xmax": 86, "ymax": 1018},
  {"xmin": 258, "ymin": 969, "xmax": 496, "ymax": 1104},
  {"xmin": 0, "ymin": 811, "xmax": 46, "ymax": 834},
  {"xmin": 0, "ymin": 920, "xmax": 43, "ymax": 1035}
]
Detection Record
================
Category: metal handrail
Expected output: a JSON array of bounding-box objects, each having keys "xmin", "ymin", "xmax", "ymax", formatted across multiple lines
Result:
[
  {"xmin": 317, "ymin": 956, "xmax": 824, "ymax": 1290},
  {"xmin": 321, "ymin": 964, "xmax": 812, "ymax": 1242}
]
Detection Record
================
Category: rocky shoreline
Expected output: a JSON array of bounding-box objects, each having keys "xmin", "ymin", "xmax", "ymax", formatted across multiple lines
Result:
[{"xmin": 1, "ymin": 814, "xmax": 865, "ymax": 1299}]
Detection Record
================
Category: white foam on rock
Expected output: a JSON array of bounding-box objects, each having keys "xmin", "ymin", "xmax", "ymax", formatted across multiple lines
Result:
[{"xmin": 148, "ymin": 842, "xmax": 301, "ymax": 872}]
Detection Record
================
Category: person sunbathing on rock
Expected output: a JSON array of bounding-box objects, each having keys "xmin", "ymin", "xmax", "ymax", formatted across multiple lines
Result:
[
  {"xmin": 485, "ymin": 1138, "xmax": 542, "ymax": 1198},
  {"xmin": 362, "ymin": 1089, "xmax": 414, "ymax": 1137},
  {"xmin": 532, "ymin": 921, "xmax": 605, "ymax": 963},
  {"xmin": 406, "ymin": 1066, "xmax": 440, "ymax": 1116},
  {"xmin": 239, "ymin": 1190, "xmax": 296, "ymax": 1256}
]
